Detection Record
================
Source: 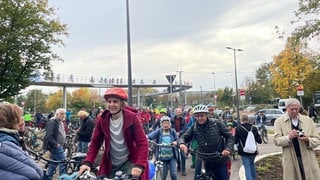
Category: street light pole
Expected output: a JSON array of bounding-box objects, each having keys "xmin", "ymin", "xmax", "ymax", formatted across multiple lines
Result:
[
  {"xmin": 211, "ymin": 72, "xmax": 216, "ymax": 90},
  {"xmin": 126, "ymin": 0, "xmax": 133, "ymax": 106},
  {"xmin": 226, "ymin": 46, "xmax": 243, "ymax": 125},
  {"xmin": 211, "ymin": 72, "xmax": 216, "ymax": 106}
]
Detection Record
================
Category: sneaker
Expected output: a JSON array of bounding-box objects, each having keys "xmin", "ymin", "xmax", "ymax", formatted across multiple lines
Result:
[
  {"xmin": 190, "ymin": 164, "xmax": 195, "ymax": 169},
  {"xmin": 182, "ymin": 172, "xmax": 187, "ymax": 176}
]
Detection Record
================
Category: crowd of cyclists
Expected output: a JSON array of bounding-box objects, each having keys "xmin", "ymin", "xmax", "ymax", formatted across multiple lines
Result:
[{"xmin": 1, "ymin": 87, "xmax": 244, "ymax": 180}]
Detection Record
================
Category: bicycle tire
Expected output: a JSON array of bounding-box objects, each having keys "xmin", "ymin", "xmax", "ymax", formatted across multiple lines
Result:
[
  {"xmin": 232, "ymin": 151, "xmax": 238, "ymax": 160},
  {"xmin": 262, "ymin": 130, "xmax": 268, "ymax": 144},
  {"xmin": 155, "ymin": 166, "xmax": 163, "ymax": 180},
  {"xmin": 30, "ymin": 138, "xmax": 44, "ymax": 152}
]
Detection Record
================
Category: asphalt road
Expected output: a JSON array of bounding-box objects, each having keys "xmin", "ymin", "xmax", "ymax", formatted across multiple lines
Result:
[{"xmin": 177, "ymin": 133, "xmax": 282, "ymax": 180}]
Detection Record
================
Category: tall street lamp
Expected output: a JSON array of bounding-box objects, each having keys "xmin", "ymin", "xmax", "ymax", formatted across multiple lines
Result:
[
  {"xmin": 126, "ymin": 0, "xmax": 133, "ymax": 106},
  {"xmin": 226, "ymin": 46, "xmax": 243, "ymax": 125},
  {"xmin": 211, "ymin": 72, "xmax": 216, "ymax": 106},
  {"xmin": 211, "ymin": 72, "xmax": 216, "ymax": 90}
]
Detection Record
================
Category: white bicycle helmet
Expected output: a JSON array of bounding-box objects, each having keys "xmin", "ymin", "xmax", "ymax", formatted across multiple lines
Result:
[
  {"xmin": 160, "ymin": 115, "xmax": 171, "ymax": 123},
  {"xmin": 193, "ymin": 104, "xmax": 209, "ymax": 114}
]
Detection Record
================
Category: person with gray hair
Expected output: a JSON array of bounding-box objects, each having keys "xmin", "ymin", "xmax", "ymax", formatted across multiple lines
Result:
[
  {"xmin": 274, "ymin": 98, "xmax": 320, "ymax": 180},
  {"xmin": 43, "ymin": 108, "xmax": 67, "ymax": 179}
]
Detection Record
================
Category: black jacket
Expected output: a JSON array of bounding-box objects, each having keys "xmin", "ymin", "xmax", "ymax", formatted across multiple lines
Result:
[
  {"xmin": 235, "ymin": 122, "xmax": 262, "ymax": 156},
  {"xmin": 43, "ymin": 118, "xmax": 60, "ymax": 150},
  {"xmin": 77, "ymin": 116, "xmax": 94, "ymax": 142},
  {"xmin": 180, "ymin": 119, "xmax": 234, "ymax": 153}
]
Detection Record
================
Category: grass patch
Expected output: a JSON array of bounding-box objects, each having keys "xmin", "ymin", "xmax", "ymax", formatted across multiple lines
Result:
[{"xmin": 256, "ymin": 153, "xmax": 320, "ymax": 180}]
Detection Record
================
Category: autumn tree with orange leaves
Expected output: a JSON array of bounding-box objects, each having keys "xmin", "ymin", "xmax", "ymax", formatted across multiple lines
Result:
[{"xmin": 269, "ymin": 39, "xmax": 316, "ymax": 98}]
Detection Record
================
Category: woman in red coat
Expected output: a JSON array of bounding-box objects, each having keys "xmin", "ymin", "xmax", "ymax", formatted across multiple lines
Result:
[{"xmin": 78, "ymin": 87, "xmax": 149, "ymax": 179}]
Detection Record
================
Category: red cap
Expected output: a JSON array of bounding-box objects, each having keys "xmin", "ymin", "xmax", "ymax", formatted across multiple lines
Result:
[{"xmin": 104, "ymin": 87, "xmax": 128, "ymax": 101}]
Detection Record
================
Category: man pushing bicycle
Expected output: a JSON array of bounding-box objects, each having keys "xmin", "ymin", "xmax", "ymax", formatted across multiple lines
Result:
[{"xmin": 179, "ymin": 104, "xmax": 234, "ymax": 180}]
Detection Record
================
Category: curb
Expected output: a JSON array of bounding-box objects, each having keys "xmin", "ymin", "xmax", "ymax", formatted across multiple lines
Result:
[{"xmin": 238, "ymin": 152, "xmax": 282, "ymax": 180}]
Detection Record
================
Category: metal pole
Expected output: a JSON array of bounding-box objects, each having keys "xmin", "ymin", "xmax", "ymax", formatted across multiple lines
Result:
[
  {"xmin": 126, "ymin": 0, "xmax": 133, "ymax": 106},
  {"xmin": 211, "ymin": 72, "xmax": 216, "ymax": 106},
  {"xmin": 170, "ymin": 75, "xmax": 173, "ymax": 107},
  {"xmin": 233, "ymin": 49, "xmax": 240, "ymax": 124},
  {"xmin": 226, "ymin": 47, "xmax": 243, "ymax": 125},
  {"xmin": 177, "ymin": 70, "xmax": 183, "ymax": 105}
]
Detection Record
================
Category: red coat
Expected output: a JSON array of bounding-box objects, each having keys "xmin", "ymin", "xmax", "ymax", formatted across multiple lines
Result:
[{"xmin": 84, "ymin": 107, "xmax": 149, "ymax": 180}]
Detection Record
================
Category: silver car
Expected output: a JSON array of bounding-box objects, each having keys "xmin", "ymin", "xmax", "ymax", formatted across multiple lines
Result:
[{"xmin": 249, "ymin": 109, "xmax": 284, "ymax": 126}]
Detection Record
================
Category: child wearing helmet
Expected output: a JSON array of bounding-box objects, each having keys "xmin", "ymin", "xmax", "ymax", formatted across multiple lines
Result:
[
  {"xmin": 147, "ymin": 116, "xmax": 179, "ymax": 180},
  {"xmin": 79, "ymin": 87, "xmax": 149, "ymax": 180}
]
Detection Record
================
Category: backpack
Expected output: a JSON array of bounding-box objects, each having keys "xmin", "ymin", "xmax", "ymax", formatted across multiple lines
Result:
[{"xmin": 240, "ymin": 125, "xmax": 257, "ymax": 153}]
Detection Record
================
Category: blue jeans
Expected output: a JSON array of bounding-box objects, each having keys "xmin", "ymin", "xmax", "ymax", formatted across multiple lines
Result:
[
  {"xmin": 194, "ymin": 158, "xmax": 228, "ymax": 180},
  {"xmin": 162, "ymin": 158, "xmax": 177, "ymax": 180},
  {"xmin": 241, "ymin": 155, "xmax": 257, "ymax": 180},
  {"xmin": 46, "ymin": 146, "xmax": 66, "ymax": 179},
  {"xmin": 77, "ymin": 141, "xmax": 89, "ymax": 153}
]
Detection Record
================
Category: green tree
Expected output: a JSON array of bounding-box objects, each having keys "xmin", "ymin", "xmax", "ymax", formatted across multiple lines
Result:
[
  {"xmin": 292, "ymin": 0, "xmax": 320, "ymax": 40},
  {"xmin": 0, "ymin": 0, "xmax": 67, "ymax": 100},
  {"xmin": 216, "ymin": 87, "xmax": 233, "ymax": 108},
  {"xmin": 24, "ymin": 89, "xmax": 48, "ymax": 113},
  {"xmin": 247, "ymin": 63, "xmax": 276, "ymax": 104}
]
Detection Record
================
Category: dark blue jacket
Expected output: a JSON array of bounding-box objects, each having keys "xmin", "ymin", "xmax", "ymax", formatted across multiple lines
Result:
[
  {"xmin": 0, "ymin": 128, "xmax": 43, "ymax": 179},
  {"xmin": 77, "ymin": 116, "xmax": 94, "ymax": 142}
]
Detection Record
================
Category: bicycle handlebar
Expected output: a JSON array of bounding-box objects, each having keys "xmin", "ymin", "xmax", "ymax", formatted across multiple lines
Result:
[
  {"xmin": 188, "ymin": 149, "xmax": 222, "ymax": 157},
  {"xmin": 148, "ymin": 140, "xmax": 177, "ymax": 147},
  {"xmin": 27, "ymin": 147, "xmax": 81, "ymax": 164},
  {"xmin": 79, "ymin": 170, "xmax": 136, "ymax": 180}
]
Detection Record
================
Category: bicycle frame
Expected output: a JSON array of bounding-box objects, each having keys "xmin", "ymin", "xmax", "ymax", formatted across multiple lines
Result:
[
  {"xmin": 189, "ymin": 149, "xmax": 223, "ymax": 180},
  {"xmin": 27, "ymin": 148, "xmax": 83, "ymax": 176}
]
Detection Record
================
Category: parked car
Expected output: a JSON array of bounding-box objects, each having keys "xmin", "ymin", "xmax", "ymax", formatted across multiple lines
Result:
[{"xmin": 248, "ymin": 109, "xmax": 284, "ymax": 126}]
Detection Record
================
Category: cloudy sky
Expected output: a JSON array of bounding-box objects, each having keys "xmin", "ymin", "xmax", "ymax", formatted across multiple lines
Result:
[{"xmin": 42, "ymin": 0, "xmax": 298, "ymax": 93}]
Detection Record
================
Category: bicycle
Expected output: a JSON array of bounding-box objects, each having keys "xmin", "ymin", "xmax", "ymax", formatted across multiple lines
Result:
[
  {"xmin": 25, "ymin": 126, "xmax": 44, "ymax": 152},
  {"xmin": 258, "ymin": 124, "xmax": 268, "ymax": 144},
  {"xmin": 189, "ymin": 149, "xmax": 227, "ymax": 180},
  {"xmin": 232, "ymin": 143, "xmax": 239, "ymax": 160},
  {"xmin": 27, "ymin": 147, "xmax": 84, "ymax": 178},
  {"xmin": 64, "ymin": 129, "xmax": 78, "ymax": 158}
]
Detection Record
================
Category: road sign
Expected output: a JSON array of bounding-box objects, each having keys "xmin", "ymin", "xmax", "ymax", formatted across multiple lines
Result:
[
  {"xmin": 239, "ymin": 89, "xmax": 245, "ymax": 96},
  {"xmin": 297, "ymin": 86, "xmax": 304, "ymax": 96},
  {"xmin": 165, "ymin": 75, "xmax": 176, "ymax": 84},
  {"xmin": 240, "ymin": 89, "xmax": 245, "ymax": 100}
]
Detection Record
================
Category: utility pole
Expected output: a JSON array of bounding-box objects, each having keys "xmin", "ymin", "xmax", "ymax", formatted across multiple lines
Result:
[{"xmin": 177, "ymin": 70, "xmax": 183, "ymax": 105}]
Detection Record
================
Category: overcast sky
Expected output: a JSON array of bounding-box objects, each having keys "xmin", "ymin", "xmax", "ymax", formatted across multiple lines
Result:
[{"xmin": 38, "ymin": 0, "xmax": 298, "ymax": 93}]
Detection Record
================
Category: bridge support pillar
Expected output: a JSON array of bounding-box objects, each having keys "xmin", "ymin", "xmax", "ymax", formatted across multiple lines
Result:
[{"xmin": 63, "ymin": 86, "xmax": 67, "ymax": 110}]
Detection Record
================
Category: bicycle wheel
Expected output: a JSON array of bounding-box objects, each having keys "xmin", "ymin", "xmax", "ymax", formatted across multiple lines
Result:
[
  {"xmin": 155, "ymin": 166, "xmax": 163, "ymax": 180},
  {"xmin": 262, "ymin": 130, "xmax": 268, "ymax": 144},
  {"xmin": 31, "ymin": 138, "xmax": 43, "ymax": 152},
  {"xmin": 232, "ymin": 150, "xmax": 238, "ymax": 160}
]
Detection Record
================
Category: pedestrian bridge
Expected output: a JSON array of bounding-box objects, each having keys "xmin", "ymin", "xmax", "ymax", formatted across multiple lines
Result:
[
  {"xmin": 31, "ymin": 73, "xmax": 192, "ymax": 92},
  {"xmin": 30, "ymin": 73, "xmax": 193, "ymax": 109}
]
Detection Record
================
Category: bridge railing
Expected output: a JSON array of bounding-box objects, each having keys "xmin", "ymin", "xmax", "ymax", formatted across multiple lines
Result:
[{"xmin": 35, "ymin": 74, "xmax": 192, "ymax": 86}]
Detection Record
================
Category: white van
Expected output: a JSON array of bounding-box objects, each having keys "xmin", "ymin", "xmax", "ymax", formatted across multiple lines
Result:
[{"xmin": 278, "ymin": 99, "xmax": 289, "ymax": 112}]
